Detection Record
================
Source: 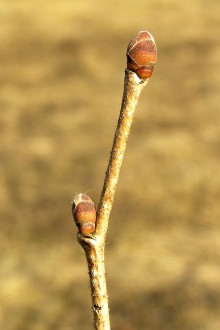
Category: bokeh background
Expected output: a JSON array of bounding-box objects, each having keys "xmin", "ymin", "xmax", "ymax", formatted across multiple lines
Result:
[{"xmin": 1, "ymin": 1, "xmax": 220, "ymax": 329}]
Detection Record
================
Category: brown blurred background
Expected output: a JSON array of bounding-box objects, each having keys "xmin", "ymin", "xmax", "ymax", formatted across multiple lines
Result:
[{"xmin": 0, "ymin": 1, "xmax": 220, "ymax": 329}]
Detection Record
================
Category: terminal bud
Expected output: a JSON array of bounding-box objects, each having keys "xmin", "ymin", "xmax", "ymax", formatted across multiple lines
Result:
[{"xmin": 126, "ymin": 31, "xmax": 157, "ymax": 79}]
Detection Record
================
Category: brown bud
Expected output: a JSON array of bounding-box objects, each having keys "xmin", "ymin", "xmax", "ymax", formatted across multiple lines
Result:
[
  {"xmin": 126, "ymin": 31, "xmax": 157, "ymax": 79},
  {"xmin": 72, "ymin": 194, "xmax": 96, "ymax": 236}
]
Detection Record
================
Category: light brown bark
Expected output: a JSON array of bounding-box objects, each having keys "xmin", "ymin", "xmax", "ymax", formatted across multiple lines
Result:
[{"xmin": 77, "ymin": 70, "xmax": 149, "ymax": 330}]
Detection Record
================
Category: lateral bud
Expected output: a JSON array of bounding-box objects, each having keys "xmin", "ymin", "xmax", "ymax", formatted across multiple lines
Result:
[{"xmin": 72, "ymin": 194, "xmax": 96, "ymax": 236}]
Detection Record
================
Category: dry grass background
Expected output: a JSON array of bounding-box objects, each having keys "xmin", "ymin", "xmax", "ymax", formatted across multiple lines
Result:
[{"xmin": 0, "ymin": 0, "xmax": 220, "ymax": 329}]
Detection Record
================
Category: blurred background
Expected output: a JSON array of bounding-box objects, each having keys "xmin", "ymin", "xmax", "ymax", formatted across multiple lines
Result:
[{"xmin": 0, "ymin": 0, "xmax": 220, "ymax": 329}]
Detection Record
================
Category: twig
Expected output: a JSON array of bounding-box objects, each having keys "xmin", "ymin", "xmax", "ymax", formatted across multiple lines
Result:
[
  {"xmin": 72, "ymin": 31, "xmax": 157, "ymax": 330},
  {"xmin": 96, "ymin": 70, "xmax": 148, "ymax": 238}
]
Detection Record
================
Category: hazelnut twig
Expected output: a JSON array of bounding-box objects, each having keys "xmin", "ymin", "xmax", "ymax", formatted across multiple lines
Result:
[{"xmin": 72, "ymin": 31, "xmax": 157, "ymax": 330}]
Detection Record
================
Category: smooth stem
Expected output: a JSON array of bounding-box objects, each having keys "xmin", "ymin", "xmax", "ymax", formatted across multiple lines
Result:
[
  {"xmin": 78, "ymin": 69, "xmax": 149, "ymax": 330},
  {"xmin": 96, "ymin": 69, "xmax": 149, "ymax": 237}
]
